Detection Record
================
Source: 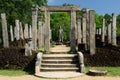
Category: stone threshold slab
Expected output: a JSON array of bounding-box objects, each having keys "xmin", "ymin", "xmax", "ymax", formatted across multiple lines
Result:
[{"xmin": 35, "ymin": 72, "xmax": 83, "ymax": 79}]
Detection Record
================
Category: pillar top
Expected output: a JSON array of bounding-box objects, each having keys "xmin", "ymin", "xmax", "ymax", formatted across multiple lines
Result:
[{"xmin": 40, "ymin": 6, "xmax": 80, "ymax": 12}]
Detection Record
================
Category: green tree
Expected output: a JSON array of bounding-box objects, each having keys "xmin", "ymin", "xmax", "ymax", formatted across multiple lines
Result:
[
  {"xmin": 0, "ymin": 0, "xmax": 47, "ymax": 25},
  {"xmin": 117, "ymin": 14, "xmax": 120, "ymax": 27},
  {"xmin": 104, "ymin": 14, "xmax": 111, "ymax": 26},
  {"xmin": 95, "ymin": 13, "xmax": 103, "ymax": 29},
  {"xmin": 0, "ymin": 0, "xmax": 47, "ymax": 44}
]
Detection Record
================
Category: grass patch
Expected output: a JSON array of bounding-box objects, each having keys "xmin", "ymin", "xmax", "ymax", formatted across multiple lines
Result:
[
  {"xmin": 86, "ymin": 67, "xmax": 120, "ymax": 76},
  {"xmin": 1, "ymin": 67, "xmax": 120, "ymax": 76},
  {"xmin": 0, "ymin": 70, "xmax": 27, "ymax": 76}
]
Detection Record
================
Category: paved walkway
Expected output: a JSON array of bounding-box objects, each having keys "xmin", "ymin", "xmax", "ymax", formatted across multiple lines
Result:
[
  {"xmin": 0, "ymin": 75, "xmax": 120, "ymax": 80},
  {"xmin": 35, "ymin": 72, "xmax": 82, "ymax": 79},
  {"xmin": 50, "ymin": 45, "xmax": 70, "ymax": 52}
]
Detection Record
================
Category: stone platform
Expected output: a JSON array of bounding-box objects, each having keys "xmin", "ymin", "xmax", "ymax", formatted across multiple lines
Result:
[{"xmin": 35, "ymin": 72, "xmax": 83, "ymax": 79}]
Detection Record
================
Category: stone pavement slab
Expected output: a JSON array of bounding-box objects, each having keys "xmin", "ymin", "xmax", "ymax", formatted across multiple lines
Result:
[{"xmin": 35, "ymin": 72, "xmax": 83, "ymax": 79}]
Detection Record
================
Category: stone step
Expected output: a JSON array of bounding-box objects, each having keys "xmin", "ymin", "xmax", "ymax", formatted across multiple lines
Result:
[
  {"xmin": 40, "ymin": 67, "xmax": 79, "ymax": 72},
  {"xmin": 41, "ymin": 63, "xmax": 79, "ymax": 67},
  {"xmin": 50, "ymin": 52, "xmax": 69, "ymax": 54},
  {"xmin": 43, "ymin": 57, "xmax": 78, "ymax": 59},
  {"xmin": 42, "ymin": 54, "xmax": 78, "ymax": 59},
  {"xmin": 42, "ymin": 59, "xmax": 78, "ymax": 64},
  {"xmin": 43, "ymin": 54, "xmax": 77, "ymax": 57}
]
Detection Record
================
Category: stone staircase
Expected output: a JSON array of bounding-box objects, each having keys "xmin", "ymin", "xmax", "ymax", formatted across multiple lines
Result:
[
  {"xmin": 40, "ymin": 52, "xmax": 80, "ymax": 72},
  {"xmin": 35, "ymin": 45, "xmax": 83, "ymax": 78}
]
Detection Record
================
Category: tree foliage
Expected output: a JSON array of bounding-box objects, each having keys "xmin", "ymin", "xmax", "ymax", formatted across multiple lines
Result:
[
  {"xmin": 50, "ymin": 12, "xmax": 70, "ymax": 41},
  {"xmin": 0, "ymin": 0, "xmax": 47, "ymax": 25},
  {"xmin": 95, "ymin": 13, "xmax": 103, "ymax": 29},
  {"xmin": 104, "ymin": 14, "xmax": 111, "ymax": 26}
]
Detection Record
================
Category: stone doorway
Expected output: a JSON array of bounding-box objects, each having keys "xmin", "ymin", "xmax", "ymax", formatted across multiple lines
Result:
[{"xmin": 40, "ymin": 6, "xmax": 80, "ymax": 53}]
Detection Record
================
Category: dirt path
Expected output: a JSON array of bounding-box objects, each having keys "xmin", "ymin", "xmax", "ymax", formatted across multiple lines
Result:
[{"xmin": 0, "ymin": 75, "xmax": 120, "ymax": 80}]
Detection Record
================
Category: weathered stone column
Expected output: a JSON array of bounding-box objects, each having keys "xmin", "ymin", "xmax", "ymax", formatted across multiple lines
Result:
[
  {"xmin": 96, "ymin": 29, "xmax": 99, "ymax": 35},
  {"xmin": 82, "ymin": 9, "xmax": 91, "ymax": 50},
  {"xmin": 32, "ymin": 5, "xmax": 38, "ymax": 50},
  {"xmin": 82, "ymin": 17, "xmax": 87, "ymax": 47},
  {"xmin": 15, "ymin": 20, "xmax": 20, "ymax": 40},
  {"xmin": 14, "ymin": 26, "xmax": 17, "ymax": 39},
  {"xmin": 29, "ymin": 25, "xmax": 32, "ymax": 38},
  {"xmin": 50, "ymin": 29, "xmax": 52, "ymax": 41},
  {"xmin": 38, "ymin": 16, "xmax": 43, "ymax": 48},
  {"xmin": 42, "ymin": 23, "xmax": 45, "ymax": 47},
  {"xmin": 29, "ymin": 25, "xmax": 33, "ymax": 49},
  {"xmin": 89, "ymin": 10, "xmax": 95, "ymax": 55},
  {"xmin": 70, "ymin": 10, "xmax": 76, "ymax": 53},
  {"xmin": 45, "ymin": 9, "xmax": 50, "ymax": 53},
  {"xmin": 24, "ymin": 23, "xmax": 29, "ymax": 39},
  {"xmin": 101, "ymin": 18, "xmax": 105, "ymax": 43},
  {"xmin": 10, "ymin": 25, "xmax": 14, "ymax": 41},
  {"xmin": 1, "ymin": 13, "xmax": 9, "ymax": 48},
  {"xmin": 105, "ymin": 27, "xmax": 107, "ymax": 36},
  {"xmin": 75, "ymin": 20, "xmax": 77, "ymax": 40},
  {"xmin": 108, "ymin": 20, "xmax": 112, "ymax": 44},
  {"xmin": 77, "ymin": 17, "xmax": 82, "ymax": 44},
  {"xmin": 111, "ymin": 13, "xmax": 117, "ymax": 46},
  {"xmin": 98, "ymin": 28, "xmax": 101, "ymax": 35},
  {"xmin": 19, "ymin": 22, "xmax": 24, "ymax": 39}
]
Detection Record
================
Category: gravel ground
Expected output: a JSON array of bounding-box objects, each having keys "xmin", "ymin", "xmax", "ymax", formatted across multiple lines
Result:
[{"xmin": 0, "ymin": 75, "xmax": 120, "ymax": 80}]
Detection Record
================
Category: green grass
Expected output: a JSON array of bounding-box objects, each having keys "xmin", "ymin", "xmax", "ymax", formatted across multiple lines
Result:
[
  {"xmin": 86, "ymin": 67, "xmax": 120, "ymax": 76},
  {"xmin": 37, "ymin": 47, "xmax": 45, "ymax": 52},
  {"xmin": 1, "ymin": 67, "xmax": 120, "ymax": 76},
  {"xmin": 0, "ymin": 70, "xmax": 27, "ymax": 76}
]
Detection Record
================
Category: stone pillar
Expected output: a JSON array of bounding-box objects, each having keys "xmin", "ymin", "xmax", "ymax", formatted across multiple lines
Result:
[
  {"xmin": 29, "ymin": 25, "xmax": 32, "ymax": 38},
  {"xmin": 101, "ymin": 18, "xmax": 105, "ymax": 43},
  {"xmin": 77, "ymin": 17, "xmax": 82, "ymax": 44},
  {"xmin": 15, "ymin": 20, "xmax": 20, "ymax": 40},
  {"xmin": 98, "ymin": 28, "xmax": 101, "ymax": 35},
  {"xmin": 96, "ymin": 29, "xmax": 99, "ymax": 35},
  {"xmin": 14, "ymin": 26, "xmax": 17, "ymax": 39},
  {"xmin": 75, "ymin": 20, "xmax": 77, "ymax": 40},
  {"xmin": 108, "ymin": 21, "xmax": 112, "ymax": 44},
  {"xmin": 70, "ymin": 10, "xmax": 76, "ymax": 53},
  {"xmin": 45, "ymin": 9, "xmax": 50, "ymax": 53},
  {"xmin": 89, "ymin": 10, "xmax": 95, "ymax": 55},
  {"xmin": 19, "ymin": 22, "xmax": 24, "ymax": 39},
  {"xmin": 32, "ymin": 5, "xmax": 38, "ymax": 50},
  {"xmin": 10, "ymin": 25, "xmax": 14, "ymax": 41},
  {"xmin": 1, "ymin": 13, "xmax": 9, "ymax": 48},
  {"xmin": 42, "ymin": 23, "xmax": 45, "ymax": 47},
  {"xmin": 82, "ymin": 17, "xmax": 87, "ymax": 47},
  {"xmin": 105, "ymin": 27, "xmax": 107, "ymax": 36},
  {"xmin": 38, "ymin": 18, "xmax": 43, "ymax": 48},
  {"xmin": 29, "ymin": 25, "xmax": 33, "ymax": 49},
  {"xmin": 24, "ymin": 23, "xmax": 29, "ymax": 39},
  {"xmin": 111, "ymin": 13, "xmax": 117, "ymax": 46},
  {"xmin": 84, "ymin": 9, "xmax": 90, "ymax": 50},
  {"xmin": 50, "ymin": 29, "xmax": 52, "ymax": 41}
]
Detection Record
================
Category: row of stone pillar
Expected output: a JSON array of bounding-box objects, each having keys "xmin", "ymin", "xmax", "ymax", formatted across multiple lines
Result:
[
  {"xmin": 96, "ymin": 13, "xmax": 116, "ymax": 46},
  {"xmin": 1, "ymin": 12, "xmax": 45, "ymax": 49},
  {"xmin": 76, "ymin": 9, "xmax": 95, "ymax": 55}
]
